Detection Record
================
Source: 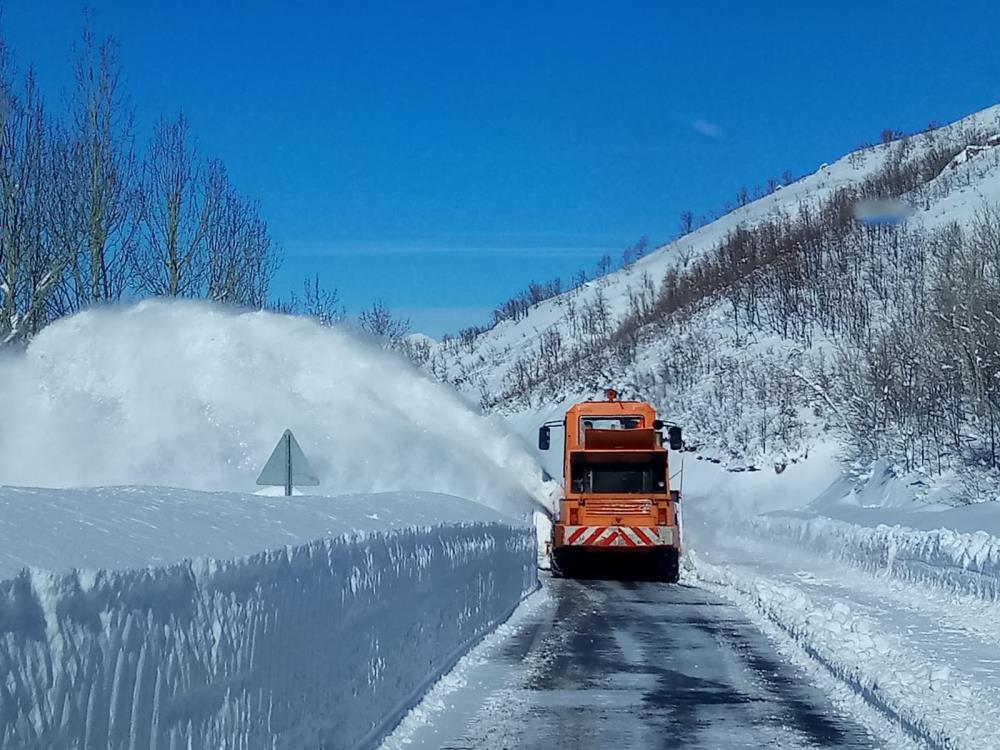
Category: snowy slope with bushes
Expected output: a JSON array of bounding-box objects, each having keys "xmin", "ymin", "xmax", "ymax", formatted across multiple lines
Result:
[{"xmin": 429, "ymin": 102, "xmax": 1000, "ymax": 503}]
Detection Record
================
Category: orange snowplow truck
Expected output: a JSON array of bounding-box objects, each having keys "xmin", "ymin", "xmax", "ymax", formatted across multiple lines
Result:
[{"xmin": 538, "ymin": 389, "xmax": 684, "ymax": 582}]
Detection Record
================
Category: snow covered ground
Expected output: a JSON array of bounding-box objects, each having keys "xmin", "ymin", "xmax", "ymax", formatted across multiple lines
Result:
[
  {"xmin": 0, "ymin": 488, "xmax": 537, "ymax": 750},
  {"xmin": 6, "ymin": 102, "xmax": 1000, "ymax": 750},
  {"xmin": 401, "ymin": 101, "xmax": 1000, "ymax": 744},
  {"xmin": 471, "ymin": 399, "xmax": 1000, "ymax": 748},
  {"xmin": 0, "ymin": 302, "xmax": 551, "ymax": 749},
  {"xmin": 374, "ymin": 101, "xmax": 1000, "ymax": 746},
  {"xmin": 683, "ymin": 451, "xmax": 1000, "ymax": 750}
]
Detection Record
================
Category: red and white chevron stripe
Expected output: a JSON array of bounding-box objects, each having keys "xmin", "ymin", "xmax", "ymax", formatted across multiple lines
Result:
[{"xmin": 563, "ymin": 525, "xmax": 674, "ymax": 547}]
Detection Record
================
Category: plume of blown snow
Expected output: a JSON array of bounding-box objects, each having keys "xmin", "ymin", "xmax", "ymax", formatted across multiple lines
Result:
[{"xmin": 0, "ymin": 300, "xmax": 552, "ymax": 516}]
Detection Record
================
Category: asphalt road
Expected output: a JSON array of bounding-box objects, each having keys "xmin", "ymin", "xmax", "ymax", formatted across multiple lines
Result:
[{"xmin": 431, "ymin": 577, "xmax": 882, "ymax": 749}]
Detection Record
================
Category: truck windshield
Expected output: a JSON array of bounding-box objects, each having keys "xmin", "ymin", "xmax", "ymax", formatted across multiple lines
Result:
[
  {"xmin": 570, "ymin": 460, "xmax": 667, "ymax": 494},
  {"xmin": 580, "ymin": 416, "xmax": 644, "ymax": 432}
]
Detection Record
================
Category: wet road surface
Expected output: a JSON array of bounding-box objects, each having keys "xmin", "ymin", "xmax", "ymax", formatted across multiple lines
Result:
[{"xmin": 433, "ymin": 578, "xmax": 881, "ymax": 749}]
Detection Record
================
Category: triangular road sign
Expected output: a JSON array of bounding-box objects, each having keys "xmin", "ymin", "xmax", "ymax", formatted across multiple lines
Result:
[{"xmin": 256, "ymin": 429, "xmax": 320, "ymax": 495}]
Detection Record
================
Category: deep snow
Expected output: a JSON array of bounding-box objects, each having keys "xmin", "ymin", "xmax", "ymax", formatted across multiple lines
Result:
[
  {"xmin": 492, "ymin": 396, "xmax": 1000, "ymax": 749},
  {"xmin": 413, "ymin": 101, "xmax": 1000, "ymax": 744},
  {"xmin": 682, "ymin": 449, "xmax": 1000, "ymax": 750},
  {"xmin": 0, "ymin": 487, "xmax": 537, "ymax": 749},
  {"xmin": 0, "ymin": 486, "xmax": 520, "ymax": 579},
  {"xmin": 6, "ymin": 99, "xmax": 1000, "ymax": 750},
  {"xmin": 0, "ymin": 302, "xmax": 553, "ymax": 749}
]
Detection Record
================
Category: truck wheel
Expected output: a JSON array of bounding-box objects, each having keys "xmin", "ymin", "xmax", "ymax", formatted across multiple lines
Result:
[
  {"xmin": 657, "ymin": 550, "xmax": 680, "ymax": 583},
  {"xmin": 552, "ymin": 548, "xmax": 574, "ymax": 579}
]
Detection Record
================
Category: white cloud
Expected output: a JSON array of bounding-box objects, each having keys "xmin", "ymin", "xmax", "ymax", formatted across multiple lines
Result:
[{"xmin": 692, "ymin": 119, "xmax": 723, "ymax": 139}]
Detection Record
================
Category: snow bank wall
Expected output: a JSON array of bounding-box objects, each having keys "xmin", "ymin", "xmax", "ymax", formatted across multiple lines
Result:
[
  {"xmin": 687, "ymin": 454, "xmax": 1000, "ymax": 602},
  {"xmin": 0, "ymin": 523, "xmax": 536, "ymax": 750},
  {"xmin": 747, "ymin": 512, "xmax": 1000, "ymax": 601}
]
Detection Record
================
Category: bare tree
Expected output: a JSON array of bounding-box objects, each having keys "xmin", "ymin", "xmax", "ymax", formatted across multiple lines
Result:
[
  {"xmin": 0, "ymin": 14, "xmax": 286, "ymax": 345},
  {"xmin": 359, "ymin": 300, "xmax": 409, "ymax": 345},
  {"xmin": 282, "ymin": 274, "xmax": 344, "ymax": 325},
  {"xmin": 0, "ymin": 53, "xmax": 69, "ymax": 343},
  {"xmin": 595, "ymin": 252, "xmax": 613, "ymax": 278},
  {"xmin": 621, "ymin": 236, "xmax": 649, "ymax": 267},
  {"xmin": 65, "ymin": 21, "xmax": 139, "ymax": 307},
  {"xmin": 679, "ymin": 210, "xmax": 694, "ymax": 236},
  {"xmin": 203, "ymin": 160, "xmax": 278, "ymax": 307},
  {"xmin": 135, "ymin": 113, "xmax": 209, "ymax": 296}
]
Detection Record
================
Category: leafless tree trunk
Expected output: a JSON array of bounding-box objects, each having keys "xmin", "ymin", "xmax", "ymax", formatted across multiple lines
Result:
[
  {"xmin": 204, "ymin": 160, "xmax": 277, "ymax": 307},
  {"xmin": 135, "ymin": 113, "xmax": 209, "ymax": 296},
  {"xmin": 65, "ymin": 23, "xmax": 139, "ymax": 308},
  {"xmin": 0, "ymin": 58, "xmax": 68, "ymax": 343},
  {"xmin": 273, "ymin": 274, "xmax": 343, "ymax": 325}
]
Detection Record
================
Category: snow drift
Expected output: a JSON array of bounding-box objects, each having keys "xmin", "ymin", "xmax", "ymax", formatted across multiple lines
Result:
[
  {"xmin": 0, "ymin": 300, "xmax": 551, "ymax": 515},
  {"xmin": 692, "ymin": 555, "xmax": 991, "ymax": 750},
  {"xmin": 685, "ymin": 451, "xmax": 1000, "ymax": 604},
  {"xmin": 0, "ymin": 488, "xmax": 537, "ymax": 749},
  {"xmin": 684, "ymin": 450, "xmax": 1000, "ymax": 749},
  {"xmin": 746, "ymin": 511, "xmax": 1000, "ymax": 601}
]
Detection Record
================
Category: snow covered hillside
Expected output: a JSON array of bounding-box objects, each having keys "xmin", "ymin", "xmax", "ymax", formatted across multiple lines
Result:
[
  {"xmin": 0, "ymin": 487, "xmax": 536, "ymax": 749},
  {"xmin": 405, "ymin": 101, "xmax": 1000, "ymax": 747},
  {"xmin": 428, "ymin": 101, "xmax": 1000, "ymax": 503}
]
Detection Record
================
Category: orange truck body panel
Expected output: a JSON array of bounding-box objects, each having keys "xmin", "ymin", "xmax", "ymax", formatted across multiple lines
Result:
[{"xmin": 550, "ymin": 395, "xmax": 681, "ymax": 577}]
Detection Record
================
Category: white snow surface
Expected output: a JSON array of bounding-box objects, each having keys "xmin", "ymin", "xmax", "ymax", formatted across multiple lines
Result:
[
  {"xmin": 379, "ymin": 585, "xmax": 552, "ymax": 750},
  {"xmin": 375, "ymin": 101, "xmax": 1000, "ymax": 748},
  {"xmin": 0, "ymin": 300, "xmax": 553, "ymax": 516},
  {"xmin": 0, "ymin": 486, "xmax": 537, "ymax": 749},
  {"xmin": 0, "ymin": 486, "xmax": 516, "ymax": 579},
  {"xmin": 498, "ymin": 396, "xmax": 1000, "ymax": 748},
  {"xmin": 681, "ymin": 449, "xmax": 1000, "ymax": 749},
  {"xmin": 0, "ymin": 301, "xmax": 555, "ymax": 748}
]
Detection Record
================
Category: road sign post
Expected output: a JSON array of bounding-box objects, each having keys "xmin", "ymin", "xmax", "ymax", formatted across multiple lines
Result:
[{"xmin": 256, "ymin": 429, "xmax": 319, "ymax": 496}]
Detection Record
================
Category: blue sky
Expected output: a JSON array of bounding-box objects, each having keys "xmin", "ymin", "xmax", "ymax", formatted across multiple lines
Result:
[{"xmin": 5, "ymin": 1, "xmax": 1000, "ymax": 335}]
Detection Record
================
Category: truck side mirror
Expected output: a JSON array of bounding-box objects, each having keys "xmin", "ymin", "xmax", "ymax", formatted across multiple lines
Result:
[
  {"xmin": 538, "ymin": 425, "xmax": 551, "ymax": 451},
  {"xmin": 652, "ymin": 419, "xmax": 664, "ymax": 430},
  {"xmin": 668, "ymin": 426, "xmax": 683, "ymax": 451}
]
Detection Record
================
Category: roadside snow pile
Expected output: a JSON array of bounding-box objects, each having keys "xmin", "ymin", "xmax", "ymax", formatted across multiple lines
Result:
[
  {"xmin": 693, "ymin": 555, "xmax": 993, "ymax": 750},
  {"xmin": 747, "ymin": 512, "xmax": 1000, "ymax": 600},
  {"xmin": 694, "ymin": 456, "xmax": 1000, "ymax": 601},
  {"xmin": 0, "ymin": 300, "xmax": 552, "ymax": 515},
  {"xmin": 0, "ymin": 487, "xmax": 537, "ymax": 749},
  {"xmin": 685, "ymin": 449, "xmax": 1000, "ymax": 748}
]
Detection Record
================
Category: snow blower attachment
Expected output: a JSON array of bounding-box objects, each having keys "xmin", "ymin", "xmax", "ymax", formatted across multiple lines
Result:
[{"xmin": 538, "ymin": 389, "xmax": 684, "ymax": 582}]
